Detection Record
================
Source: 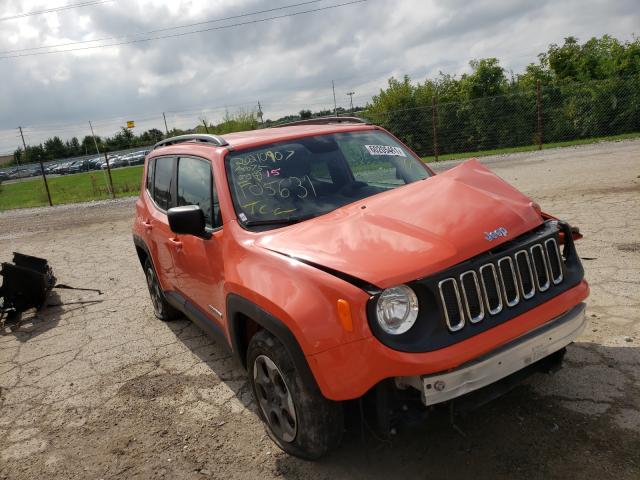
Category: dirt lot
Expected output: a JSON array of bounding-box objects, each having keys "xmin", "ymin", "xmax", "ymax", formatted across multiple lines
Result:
[{"xmin": 1, "ymin": 140, "xmax": 639, "ymax": 479}]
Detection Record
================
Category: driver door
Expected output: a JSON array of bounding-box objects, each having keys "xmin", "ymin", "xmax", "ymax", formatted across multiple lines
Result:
[{"xmin": 170, "ymin": 156, "xmax": 226, "ymax": 333}]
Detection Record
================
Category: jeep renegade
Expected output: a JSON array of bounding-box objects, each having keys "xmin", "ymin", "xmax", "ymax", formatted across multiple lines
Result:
[{"xmin": 132, "ymin": 117, "xmax": 588, "ymax": 459}]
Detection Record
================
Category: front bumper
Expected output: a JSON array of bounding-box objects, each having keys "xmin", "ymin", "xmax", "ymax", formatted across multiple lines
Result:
[{"xmin": 395, "ymin": 302, "xmax": 586, "ymax": 405}]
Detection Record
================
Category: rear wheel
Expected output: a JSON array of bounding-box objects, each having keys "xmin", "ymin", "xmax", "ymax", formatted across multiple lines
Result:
[
  {"xmin": 143, "ymin": 257, "xmax": 181, "ymax": 321},
  {"xmin": 247, "ymin": 329, "xmax": 343, "ymax": 459}
]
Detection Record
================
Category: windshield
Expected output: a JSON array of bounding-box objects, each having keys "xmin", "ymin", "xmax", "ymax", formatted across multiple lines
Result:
[{"xmin": 225, "ymin": 130, "xmax": 430, "ymax": 228}]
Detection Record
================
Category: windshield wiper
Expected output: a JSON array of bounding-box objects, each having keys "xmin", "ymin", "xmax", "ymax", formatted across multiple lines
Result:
[{"xmin": 243, "ymin": 214, "xmax": 315, "ymax": 227}]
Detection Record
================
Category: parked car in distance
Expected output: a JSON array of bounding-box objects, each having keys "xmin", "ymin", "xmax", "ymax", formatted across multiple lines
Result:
[
  {"xmin": 51, "ymin": 162, "xmax": 72, "ymax": 175},
  {"xmin": 86, "ymin": 157, "xmax": 103, "ymax": 170},
  {"xmin": 133, "ymin": 118, "xmax": 589, "ymax": 459},
  {"xmin": 101, "ymin": 155, "xmax": 128, "ymax": 169},
  {"xmin": 66, "ymin": 160, "xmax": 90, "ymax": 174},
  {"xmin": 9, "ymin": 168, "xmax": 31, "ymax": 179},
  {"xmin": 126, "ymin": 150, "xmax": 147, "ymax": 166}
]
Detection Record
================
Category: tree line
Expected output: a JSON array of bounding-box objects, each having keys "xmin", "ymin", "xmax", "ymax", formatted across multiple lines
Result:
[
  {"xmin": 11, "ymin": 34, "xmax": 639, "ymax": 165},
  {"xmin": 362, "ymin": 35, "xmax": 640, "ymax": 155}
]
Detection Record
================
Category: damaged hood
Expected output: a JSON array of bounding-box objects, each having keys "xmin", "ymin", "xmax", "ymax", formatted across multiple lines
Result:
[{"xmin": 255, "ymin": 159, "xmax": 544, "ymax": 289}]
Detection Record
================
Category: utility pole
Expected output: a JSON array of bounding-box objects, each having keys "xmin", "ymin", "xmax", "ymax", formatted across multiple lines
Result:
[
  {"xmin": 332, "ymin": 80, "xmax": 338, "ymax": 116},
  {"xmin": 162, "ymin": 112, "xmax": 170, "ymax": 135},
  {"xmin": 18, "ymin": 127, "xmax": 27, "ymax": 163},
  {"xmin": 346, "ymin": 91, "xmax": 355, "ymax": 113},
  {"xmin": 19, "ymin": 126, "xmax": 52, "ymax": 206},
  {"xmin": 257, "ymin": 101, "xmax": 264, "ymax": 126}
]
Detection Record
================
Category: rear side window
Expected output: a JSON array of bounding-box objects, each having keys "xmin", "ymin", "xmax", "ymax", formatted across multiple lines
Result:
[
  {"xmin": 177, "ymin": 157, "xmax": 213, "ymax": 227},
  {"xmin": 153, "ymin": 157, "xmax": 175, "ymax": 210},
  {"xmin": 146, "ymin": 157, "xmax": 155, "ymax": 193}
]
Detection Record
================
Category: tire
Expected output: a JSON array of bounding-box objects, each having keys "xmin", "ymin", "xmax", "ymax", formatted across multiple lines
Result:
[
  {"xmin": 247, "ymin": 329, "xmax": 343, "ymax": 460},
  {"xmin": 143, "ymin": 257, "xmax": 181, "ymax": 321}
]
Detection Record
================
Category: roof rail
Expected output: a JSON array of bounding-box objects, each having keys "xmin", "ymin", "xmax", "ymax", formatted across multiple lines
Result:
[
  {"xmin": 152, "ymin": 133, "xmax": 228, "ymax": 150},
  {"xmin": 272, "ymin": 116, "xmax": 370, "ymax": 128}
]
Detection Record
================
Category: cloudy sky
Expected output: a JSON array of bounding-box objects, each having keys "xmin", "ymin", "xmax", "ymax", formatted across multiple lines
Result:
[{"xmin": 0, "ymin": 0, "xmax": 638, "ymax": 154}]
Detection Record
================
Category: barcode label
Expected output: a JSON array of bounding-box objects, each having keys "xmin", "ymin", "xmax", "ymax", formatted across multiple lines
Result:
[{"xmin": 365, "ymin": 145, "xmax": 406, "ymax": 157}]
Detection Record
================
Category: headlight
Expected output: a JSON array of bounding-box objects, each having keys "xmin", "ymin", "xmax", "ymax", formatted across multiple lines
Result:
[{"xmin": 375, "ymin": 285, "xmax": 419, "ymax": 335}]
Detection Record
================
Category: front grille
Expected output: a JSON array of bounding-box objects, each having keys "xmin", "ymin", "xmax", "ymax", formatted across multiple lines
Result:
[
  {"xmin": 367, "ymin": 221, "xmax": 584, "ymax": 353},
  {"xmin": 437, "ymin": 231, "xmax": 567, "ymax": 332}
]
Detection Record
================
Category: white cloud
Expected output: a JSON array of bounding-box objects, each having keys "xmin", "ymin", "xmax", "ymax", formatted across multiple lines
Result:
[{"xmin": 0, "ymin": 0, "xmax": 638, "ymax": 153}]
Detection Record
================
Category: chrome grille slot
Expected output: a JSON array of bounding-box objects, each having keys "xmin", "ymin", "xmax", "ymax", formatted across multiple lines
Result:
[
  {"xmin": 438, "ymin": 278, "xmax": 465, "ymax": 332},
  {"xmin": 479, "ymin": 264, "xmax": 503, "ymax": 315},
  {"xmin": 545, "ymin": 238, "xmax": 563, "ymax": 284},
  {"xmin": 460, "ymin": 271, "xmax": 484, "ymax": 323},
  {"xmin": 497, "ymin": 257, "xmax": 520, "ymax": 307},
  {"xmin": 514, "ymin": 250, "xmax": 535, "ymax": 299},
  {"xmin": 530, "ymin": 244, "xmax": 551, "ymax": 291}
]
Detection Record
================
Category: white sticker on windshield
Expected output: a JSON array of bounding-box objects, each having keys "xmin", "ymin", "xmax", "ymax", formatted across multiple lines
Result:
[
  {"xmin": 239, "ymin": 213, "xmax": 248, "ymax": 222},
  {"xmin": 365, "ymin": 145, "xmax": 406, "ymax": 157}
]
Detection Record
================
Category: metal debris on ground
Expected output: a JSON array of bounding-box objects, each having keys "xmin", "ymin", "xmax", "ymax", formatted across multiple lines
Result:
[{"xmin": 0, "ymin": 252, "xmax": 102, "ymax": 325}]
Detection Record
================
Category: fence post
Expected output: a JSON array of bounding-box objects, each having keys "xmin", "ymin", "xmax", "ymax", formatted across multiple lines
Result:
[
  {"xmin": 103, "ymin": 150, "xmax": 115, "ymax": 199},
  {"xmin": 19, "ymin": 126, "xmax": 53, "ymax": 206},
  {"xmin": 432, "ymin": 96, "xmax": 439, "ymax": 161},
  {"xmin": 36, "ymin": 155, "xmax": 53, "ymax": 207},
  {"xmin": 536, "ymin": 80, "xmax": 543, "ymax": 150}
]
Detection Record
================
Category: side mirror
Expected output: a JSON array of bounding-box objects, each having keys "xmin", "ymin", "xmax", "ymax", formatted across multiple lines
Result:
[{"xmin": 167, "ymin": 205, "xmax": 210, "ymax": 238}]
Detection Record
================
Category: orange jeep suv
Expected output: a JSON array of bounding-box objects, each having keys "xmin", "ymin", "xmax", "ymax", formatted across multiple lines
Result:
[{"xmin": 132, "ymin": 117, "xmax": 589, "ymax": 459}]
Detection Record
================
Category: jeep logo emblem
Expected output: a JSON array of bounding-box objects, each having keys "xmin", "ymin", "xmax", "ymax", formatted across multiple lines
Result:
[{"xmin": 485, "ymin": 227, "xmax": 508, "ymax": 241}]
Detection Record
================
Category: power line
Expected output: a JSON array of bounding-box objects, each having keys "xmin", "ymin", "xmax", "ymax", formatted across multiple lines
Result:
[
  {"xmin": 0, "ymin": 0, "xmax": 325, "ymax": 55},
  {"xmin": 0, "ymin": 1, "xmax": 113, "ymax": 22},
  {"xmin": 0, "ymin": 0, "xmax": 367, "ymax": 59}
]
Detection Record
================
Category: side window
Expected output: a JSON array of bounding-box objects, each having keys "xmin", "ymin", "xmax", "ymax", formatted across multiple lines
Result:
[
  {"xmin": 153, "ymin": 156, "xmax": 175, "ymax": 210},
  {"xmin": 146, "ymin": 157, "xmax": 154, "ymax": 194},
  {"xmin": 177, "ymin": 157, "xmax": 219, "ymax": 228}
]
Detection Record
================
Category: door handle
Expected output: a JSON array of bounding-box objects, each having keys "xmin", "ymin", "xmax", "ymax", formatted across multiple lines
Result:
[
  {"xmin": 168, "ymin": 237, "xmax": 182, "ymax": 251},
  {"xmin": 142, "ymin": 220, "xmax": 153, "ymax": 231}
]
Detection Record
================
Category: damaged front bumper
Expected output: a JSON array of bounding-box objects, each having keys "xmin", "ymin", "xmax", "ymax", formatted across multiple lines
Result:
[{"xmin": 395, "ymin": 302, "xmax": 587, "ymax": 406}]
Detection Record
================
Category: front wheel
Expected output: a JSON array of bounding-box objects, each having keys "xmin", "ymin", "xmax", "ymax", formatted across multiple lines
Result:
[{"xmin": 247, "ymin": 330, "xmax": 343, "ymax": 459}]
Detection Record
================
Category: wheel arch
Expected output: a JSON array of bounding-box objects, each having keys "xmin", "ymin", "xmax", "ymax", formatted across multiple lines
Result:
[
  {"xmin": 132, "ymin": 234, "xmax": 151, "ymax": 268},
  {"xmin": 227, "ymin": 293, "xmax": 320, "ymax": 394}
]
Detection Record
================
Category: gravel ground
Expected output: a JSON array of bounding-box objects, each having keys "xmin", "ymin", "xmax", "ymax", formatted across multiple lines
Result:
[{"xmin": 1, "ymin": 139, "xmax": 639, "ymax": 479}]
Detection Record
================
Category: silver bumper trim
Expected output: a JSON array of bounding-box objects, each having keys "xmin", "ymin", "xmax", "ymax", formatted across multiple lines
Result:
[{"xmin": 395, "ymin": 302, "xmax": 587, "ymax": 406}]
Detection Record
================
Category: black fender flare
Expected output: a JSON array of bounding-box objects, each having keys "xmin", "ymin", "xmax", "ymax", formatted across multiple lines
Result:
[
  {"xmin": 226, "ymin": 293, "xmax": 319, "ymax": 394},
  {"xmin": 132, "ymin": 234, "xmax": 151, "ymax": 267}
]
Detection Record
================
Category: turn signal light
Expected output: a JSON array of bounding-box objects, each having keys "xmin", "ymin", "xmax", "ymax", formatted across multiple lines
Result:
[{"xmin": 337, "ymin": 299, "xmax": 353, "ymax": 332}]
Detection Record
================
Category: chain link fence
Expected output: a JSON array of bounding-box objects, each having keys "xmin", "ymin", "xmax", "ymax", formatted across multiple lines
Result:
[
  {"xmin": 1, "ymin": 75, "xmax": 639, "ymax": 210},
  {"xmin": 362, "ymin": 75, "xmax": 640, "ymax": 158}
]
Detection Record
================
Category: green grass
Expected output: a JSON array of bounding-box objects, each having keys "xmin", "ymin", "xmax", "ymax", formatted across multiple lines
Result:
[
  {"xmin": 421, "ymin": 131, "xmax": 640, "ymax": 162},
  {"xmin": 1, "ymin": 131, "xmax": 639, "ymax": 211},
  {"xmin": 0, "ymin": 166, "xmax": 143, "ymax": 211}
]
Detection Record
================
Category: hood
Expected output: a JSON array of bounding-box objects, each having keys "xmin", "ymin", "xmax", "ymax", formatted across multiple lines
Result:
[{"xmin": 255, "ymin": 159, "xmax": 544, "ymax": 289}]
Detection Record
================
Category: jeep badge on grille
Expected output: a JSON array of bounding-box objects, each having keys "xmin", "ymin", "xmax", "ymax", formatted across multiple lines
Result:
[{"xmin": 485, "ymin": 227, "xmax": 508, "ymax": 241}]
